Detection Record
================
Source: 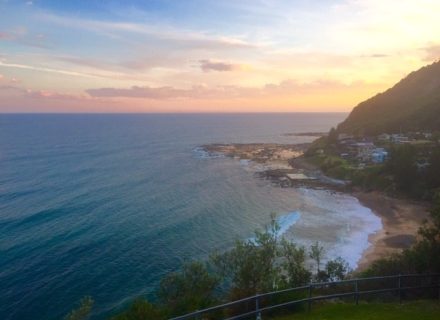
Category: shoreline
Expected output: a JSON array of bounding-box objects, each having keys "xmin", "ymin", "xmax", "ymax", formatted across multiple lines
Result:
[
  {"xmin": 353, "ymin": 191, "xmax": 429, "ymax": 272},
  {"xmin": 200, "ymin": 142, "xmax": 430, "ymax": 272}
]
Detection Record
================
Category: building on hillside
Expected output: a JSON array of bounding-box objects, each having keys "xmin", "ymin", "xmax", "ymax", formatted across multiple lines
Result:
[
  {"xmin": 352, "ymin": 142, "xmax": 376, "ymax": 162},
  {"xmin": 378, "ymin": 133, "xmax": 391, "ymax": 141},
  {"xmin": 337, "ymin": 133, "xmax": 354, "ymax": 142},
  {"xmin": 371, "ymin": 148, "xmax": 388, "ymax": 163},
  {"xmin": 391, "ymin": 134, "xmax": 410, "ymax": 144}
]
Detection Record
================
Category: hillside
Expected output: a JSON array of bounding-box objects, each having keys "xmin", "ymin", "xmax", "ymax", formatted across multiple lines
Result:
[{"xmin": 337, "ymin": 61, "xmax": 440, "ymax": 135}]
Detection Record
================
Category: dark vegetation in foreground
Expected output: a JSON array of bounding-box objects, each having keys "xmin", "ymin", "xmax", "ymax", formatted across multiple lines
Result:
[{"xmin": 66, "ymin": 195, "xmax": 440, "ymax": 320}]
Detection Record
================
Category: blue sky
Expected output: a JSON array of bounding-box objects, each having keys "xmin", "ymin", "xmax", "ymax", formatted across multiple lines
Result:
[{"xmin": 0, "ymin": 0, "xmax": 439, "ymax": 112}]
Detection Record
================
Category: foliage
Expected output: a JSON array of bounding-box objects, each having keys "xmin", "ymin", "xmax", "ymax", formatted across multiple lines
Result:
[
  {"xmin": 211, "ymin": 216, "xmax": 282, "ymax": 298},
  {"xmin": 328, "ymin": 127, "xmax": 338, "ymax": 144},
  {"xmin": 112, "ymin": 218, "xmax": 351, "ymax": 319},
  {"xmin": 157, "ymin": 261, "xmax": 219, "ymax": 317},
  {"xmin": 309, "ymin": 241, "xmax": 325, "ymax": 274},
  {"xmin": 323, "ymin": 257, "xmax": 351, "ymax": 282},
  {"xmin": 64, "ymin": 296, "xmax": 94, "ymax": 320},
  {"xmin": 426, "ymin": 147, "xmax": 440, "ymax": 189},
  {"xmin": 280, "ymin": 239, "xmax": 311, "ymax": 287},
  {"xmin": 363, "ymin": 193, "xmax": 440, "ymax": 276},
  {"xmin": 386, "ymin": 145, "xmax": 419, "ymax": 194},
  {"xmin": 337, "ymin": 60, "xmax": 440, "ymax": 135},
  {"xmin": 111, "ymin": 299, "xmax": 165, "ymax": 320}
]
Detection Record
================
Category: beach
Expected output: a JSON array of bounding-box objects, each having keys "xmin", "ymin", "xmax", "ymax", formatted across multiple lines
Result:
[
  {"xmin": 201, "ymin": 142, "xmax": 430, "ymax": 272},
  {"xmin": 354, "ymin": 191, "xmax": 430, "ymax": 271}
]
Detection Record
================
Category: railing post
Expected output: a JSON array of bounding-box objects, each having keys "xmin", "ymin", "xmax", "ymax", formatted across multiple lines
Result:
[
  {"xmin": 308, "ymin": 283, "xmax": 312, "ymax": 313},
  {"xmin": 398, "ymin": 274, "xmax": 402, "ymax": 304},
  {"xmin": 255, "ymin": 294, "xmax": 261, "ymax": 320},
  {"xmin": 355, "ymin": 280, "xmax": 359, "ymax": 305}
]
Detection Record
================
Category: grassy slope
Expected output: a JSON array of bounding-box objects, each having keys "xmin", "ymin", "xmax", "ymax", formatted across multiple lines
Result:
[{"xmin": 271, "ymin": 301, "xmax": 440, "ymax": 320}]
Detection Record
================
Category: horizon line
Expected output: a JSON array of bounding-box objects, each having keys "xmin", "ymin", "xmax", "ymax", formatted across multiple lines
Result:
[{"xmin": 0, "ymin": 111, "xmax": 349, "ymax": 115}]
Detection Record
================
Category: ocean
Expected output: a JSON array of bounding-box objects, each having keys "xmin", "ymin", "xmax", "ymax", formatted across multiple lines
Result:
[{"xmin": 0, "ymin": 113, "xmax": 381, "ymax": 320}]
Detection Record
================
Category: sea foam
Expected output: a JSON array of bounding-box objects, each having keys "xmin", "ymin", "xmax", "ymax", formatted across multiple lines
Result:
[
  {"xmin": 295, "ymin": 188, "xmax": 382, "ymax": 270},
  {"xmin": 277, "ymin": 211, "xmax": 301, "ymax": 236},
  {"xmin": 192, "ymin": 146, "xmax": 225, "ymax": 159}
]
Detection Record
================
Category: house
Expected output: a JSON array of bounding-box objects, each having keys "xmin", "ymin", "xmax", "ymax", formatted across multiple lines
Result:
[
  {"xmin": 352, "ymin": 142, "xmax": 375, "ymax": 162},
  {"xmin": 337, "ymin": 133, "xmax": 354, "ymax": 142},
  {"xmin": 371, "ymin": 148, "xmax": 388, "ymax": 163},
  {"xmin": 391, "ymin": 134, "xmax": 410, "ymax": 144},
  {"xmin": 378, "ymin": 133, "xmax": 391, "ymax": 141}
]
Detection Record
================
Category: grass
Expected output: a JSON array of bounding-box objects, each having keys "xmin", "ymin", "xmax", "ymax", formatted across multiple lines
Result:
[{"xmin": 270, "ymin": 300, "xmax": 440, "ymax": 320}]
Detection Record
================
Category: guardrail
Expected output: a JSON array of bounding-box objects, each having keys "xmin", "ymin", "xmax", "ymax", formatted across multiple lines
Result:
[{"xmin": 169, "ymin": 273, "xmax": 440, "ymax": 320}]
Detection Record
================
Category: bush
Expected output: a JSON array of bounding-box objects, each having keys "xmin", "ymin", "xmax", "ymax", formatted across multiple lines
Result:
[
  {"xmin": 64, "ymin": 296, "xmax": 94, "ymax": 320},
  {"xmin": 363, "ymin": 193, "xmax": 440, "ymax": 276},
  {"xmin": 158, "ymin": 261, "xmax": 219, "ymax": 317},
  {"xmin": 111, "ymin": 299, "xmax": 165, "ymax": 320}
]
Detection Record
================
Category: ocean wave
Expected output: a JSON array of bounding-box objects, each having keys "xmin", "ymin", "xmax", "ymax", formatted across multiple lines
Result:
[
  {"xmin": 296, "ymin": 188, "xmax": 382, "ymax": 270},
  {"xmin": 249, "ymin": 211, "xmax": 301, "ymax": 243},
  {"xmin": 277, "ymin": 211, "xmax": 301, "ymax": 236},
  {"xmin": 192, "ymin": 146, "xmax": 225, "ymax": 159}
]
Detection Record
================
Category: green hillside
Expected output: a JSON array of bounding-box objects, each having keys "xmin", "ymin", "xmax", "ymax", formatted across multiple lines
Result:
[{"xmin": 337, "ymin": 60, "xmax": 440, "ymax": 135}]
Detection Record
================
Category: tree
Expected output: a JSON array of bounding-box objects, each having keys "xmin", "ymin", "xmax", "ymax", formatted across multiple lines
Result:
[
  {"xmin": 363, "ymin": 192, "xmax": 440, "ymax": 276},
  {"xmin": 328, "ymin": 127, "xmax": 338, "ymax": 144},
  {"xmin": 426, "ymin": 147, "xmax": 440, "ymax": 190},
  {"xmin": 386, "ymin": 145, "xmax": 418, "ymax": 193},
  {"xmin": 158, "ymin": 261, "xmax": 219, "ymax": 317},
  {"xmin": 64, "ymin": 296, "xmax": 94, "ymax": 320},
  {"xmin": 324, "ymin": 257, "xmax": 350, "ymax": 282},
  {"xmin": 211, "ymin": 216, "xmax": 282, "ymax": 298},
  {"xmin": 309, "ymin": 241, "xmax": 325, "ymax": 275},
  {"xmin": 280, "ymin": 239, "xmax": 311, "ymax": 287},
  {"xmin": 411, "ymin": 192, "xmax": 440, "ymax": 272}
]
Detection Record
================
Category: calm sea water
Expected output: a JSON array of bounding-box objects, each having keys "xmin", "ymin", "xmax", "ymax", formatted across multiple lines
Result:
[{"xmin": 0, "ymin": 113, "xmax": 380, "ymax": 320}]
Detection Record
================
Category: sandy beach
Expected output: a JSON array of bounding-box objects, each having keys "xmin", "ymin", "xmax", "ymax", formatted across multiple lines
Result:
[
  {"xmin": 201, "ymin": 143, "xmax": 431, "ymax": 272},
  {"xmin": 354, "ymin": 191, "xmax": 430, "ymax": 271}
]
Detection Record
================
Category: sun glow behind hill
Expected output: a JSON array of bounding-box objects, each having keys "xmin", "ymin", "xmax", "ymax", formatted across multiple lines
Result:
[{"xmin": 0, "ymin": 0, "xmax": 440, "ymax": 113}]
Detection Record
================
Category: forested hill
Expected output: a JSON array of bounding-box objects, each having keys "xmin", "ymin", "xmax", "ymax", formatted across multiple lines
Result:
[{"xmin": 337, "ymin": 60, "xmax": 440, "ymax": 135}]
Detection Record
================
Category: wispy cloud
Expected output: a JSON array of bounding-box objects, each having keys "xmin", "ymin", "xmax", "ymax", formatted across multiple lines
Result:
[
  {"xmin": 86, "ymin": 79, "xmax": 370, "ymax": 100},
  {"xmin": 37, "ymin": 12, "xmax": 256, "ymax": 50},
  {"xmin": 0, "ymin": 61, "xmax": 127, "ymax": 79},
  {"xmin": 199, "ymin": 60, "xmax": 239, "ymax": 72},
  {"xmin": 422, "ymin": 44, "xmax": 440, "ymax": 62}
]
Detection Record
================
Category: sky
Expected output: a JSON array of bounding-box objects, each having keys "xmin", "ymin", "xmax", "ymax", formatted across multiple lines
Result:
[{"xmin": 0, "ymin": 0, "xmax": 439, "ymax": 113}]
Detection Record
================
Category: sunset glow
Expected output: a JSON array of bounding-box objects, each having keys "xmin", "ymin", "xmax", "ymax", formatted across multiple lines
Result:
[{"xmin": 1, "ymin": 0, "xmax": 439, "ymax": 113}]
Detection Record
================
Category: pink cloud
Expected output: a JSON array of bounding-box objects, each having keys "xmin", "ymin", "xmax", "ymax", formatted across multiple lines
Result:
[
  {"xmin": 0, "ymin": 32, "xmax": 14, "ymax": 40},
  {"xmin": 199, "ymin": 59, "xmax": 237, "ymax": 72},
  {"xmin": 86, "ymin": 86, "xmax": 186, "ymax": 99},
  {"xmin": 0, "ymin": 83, "xmax": 88, "ymax": 101},
  {"xmin": 86, "ymin": 79, "xmax": 366, "ymax": 100}
]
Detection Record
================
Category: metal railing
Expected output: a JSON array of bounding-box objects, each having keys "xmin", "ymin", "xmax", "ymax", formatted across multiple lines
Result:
[{"xmin": 169, "ymin": 273, "xmax": 440, "ymax": 320}]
